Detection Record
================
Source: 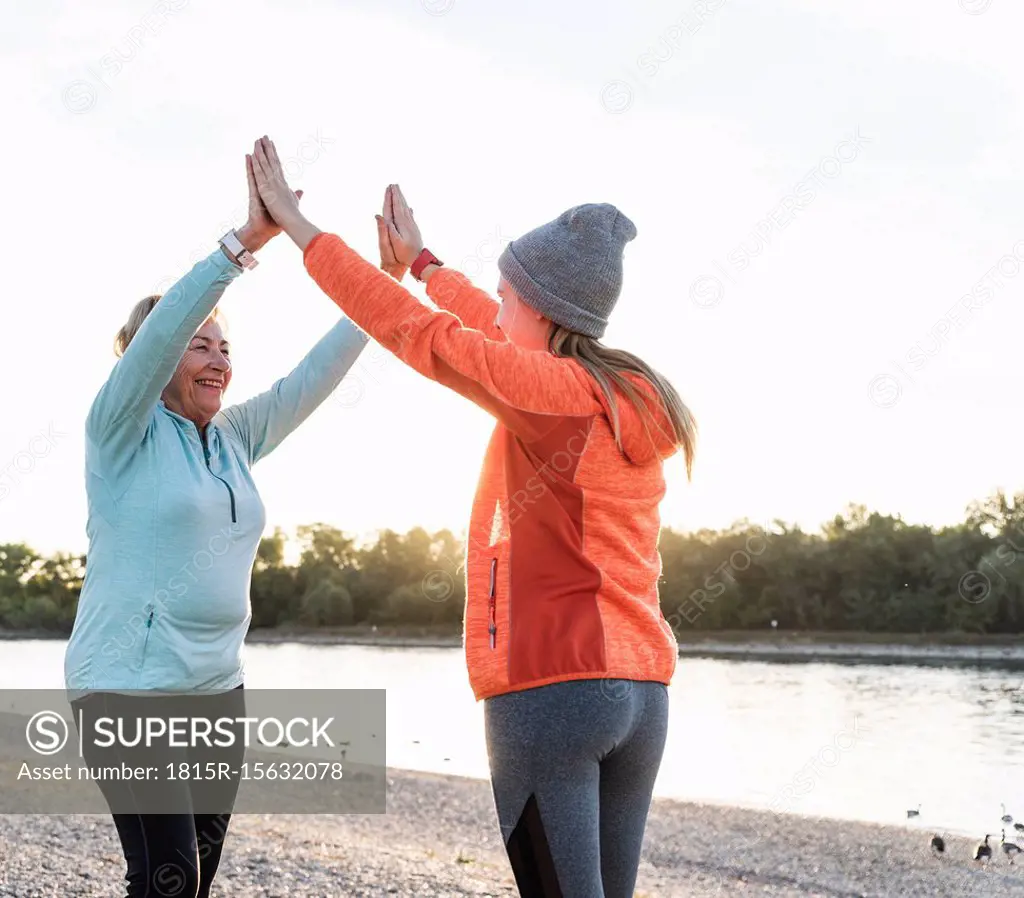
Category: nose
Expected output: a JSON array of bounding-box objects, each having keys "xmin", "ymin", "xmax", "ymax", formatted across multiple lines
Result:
[{"xmin": 209, "ymin": 348, "xmax": 231, "ymax": 371}]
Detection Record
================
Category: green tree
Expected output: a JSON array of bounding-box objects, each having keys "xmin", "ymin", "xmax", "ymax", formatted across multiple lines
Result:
[
  {"xmin": 250, "ymin": 529, "xmax": 297, "ymax": 628},
  {"xmin": 3, "ymin": 490, "xmax": 1022, "ymax": 638}
]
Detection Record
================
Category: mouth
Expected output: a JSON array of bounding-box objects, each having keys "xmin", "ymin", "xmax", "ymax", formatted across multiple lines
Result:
[{"xmin": 195, "ymin": 378, "xmax": 224, "ymax": 394}]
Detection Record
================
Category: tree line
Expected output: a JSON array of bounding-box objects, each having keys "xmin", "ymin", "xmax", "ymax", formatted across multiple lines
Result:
[{"xmin": 2, "ymin": 491, "xmax": 1023, "ymax": 636}]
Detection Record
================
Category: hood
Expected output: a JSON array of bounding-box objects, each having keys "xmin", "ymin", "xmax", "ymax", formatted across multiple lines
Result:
[{"xmin": 596, "ymin": 373, "xmax": 681, "ymax": 466}]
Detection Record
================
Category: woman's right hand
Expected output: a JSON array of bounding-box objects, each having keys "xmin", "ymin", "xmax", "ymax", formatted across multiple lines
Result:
[
  {"xmin": 245, "ymin": 153, "xmax": 302, "ymax": 248},
  {"xmin": 251, "ymin": 135, "xmax": 322, "ymax": 251},
  {"xmin": 252, "ymin": 136, "xmax": 306, "ymax": 229},
  {"xmin": 375, "ymin": 186, "xmax": 408, "ymax": 281},
  {"xmin": 380, "ymin": 184, "xmax": 424, "ymax": 268}
]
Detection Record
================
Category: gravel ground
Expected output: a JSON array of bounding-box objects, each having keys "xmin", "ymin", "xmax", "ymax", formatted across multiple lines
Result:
[{"xmin": 2, "ymin": 768, "xmax": 1023, "ymax": 897}]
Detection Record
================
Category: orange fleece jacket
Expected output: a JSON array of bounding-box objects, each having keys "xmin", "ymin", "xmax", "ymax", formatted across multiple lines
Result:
[{"xmin": 304, "ymin": 233, "xmax": 679, "ymax": 700}]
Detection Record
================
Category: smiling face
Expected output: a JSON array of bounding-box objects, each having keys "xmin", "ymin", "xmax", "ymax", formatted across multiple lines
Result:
[{"xmin": 160, "ymin": 318, "xmax": 232, "ymax": 430}]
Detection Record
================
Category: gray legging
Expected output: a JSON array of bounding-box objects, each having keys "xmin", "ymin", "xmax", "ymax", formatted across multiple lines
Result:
[{"xmin": 485, "ymin": 678, "xmax": 669, "ymax": 897}]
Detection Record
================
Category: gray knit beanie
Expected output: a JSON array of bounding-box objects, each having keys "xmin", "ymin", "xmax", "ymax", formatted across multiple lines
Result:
[{"xmin": 496, "ymin": 203, "xmax": 637, "ymax": 340}]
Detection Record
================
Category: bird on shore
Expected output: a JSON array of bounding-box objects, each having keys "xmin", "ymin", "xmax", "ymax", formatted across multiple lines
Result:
[
  {"xmin": 1002, "ymin": 830, "xmax": 1021, "ymax": 865},
  {"xmin": 906, "ymin": 805, "xmax": 921, "ymax": 819},
  {"xmin": 974, "ymin": 835, "xmax": 993, "ymax": 863},
  {"xmin": 929, "ymin": 834, "xmax": 945, "ymax": 856},
  {"xmin": 1001, "ymin": 804, "xmax": 1014, "ymax": 825}
]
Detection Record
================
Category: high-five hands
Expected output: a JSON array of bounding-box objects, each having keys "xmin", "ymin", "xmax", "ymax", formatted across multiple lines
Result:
[
  {"xmin": 250, "ymin": 136, "xmax": 322, "ymax": 251},
  {"xmin": 248, "ymin": 136, "xmax": 425, "ymax": 263},
  {"xmin": 377, "ymin": 184, "xmax": 424, "ymax": 279},
  {"xmin": 250, "ymin": 137, "xmax": 303, "ymax": 228},
  {"xmin": 376, "ymin": 185, "xmax": 408, "ymax": 281},
  {"xmin": 244, "ymin": 151, "xmax": 302, "ymax": 246}
]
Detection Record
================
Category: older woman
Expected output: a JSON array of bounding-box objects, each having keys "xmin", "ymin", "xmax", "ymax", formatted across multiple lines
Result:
[{"xmin": 63, "ymin": 157, "xmax": 368, "ymax": 898}]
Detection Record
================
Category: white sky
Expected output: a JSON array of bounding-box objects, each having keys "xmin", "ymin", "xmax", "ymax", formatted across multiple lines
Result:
[{"xmin": 2, "ymin": 0, "xmax": 1024, "ymax": 556}]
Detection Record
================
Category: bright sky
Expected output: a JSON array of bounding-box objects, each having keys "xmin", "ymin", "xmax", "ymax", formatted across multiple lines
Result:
[{"xmin": 2, "ymin": 0, "xmax": 1023, "ymax": 556}]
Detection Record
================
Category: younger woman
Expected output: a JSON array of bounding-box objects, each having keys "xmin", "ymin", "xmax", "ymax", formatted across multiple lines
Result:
[{"xmin": 252, "ymin": 136, "xmax": 695, "ymax": 897}]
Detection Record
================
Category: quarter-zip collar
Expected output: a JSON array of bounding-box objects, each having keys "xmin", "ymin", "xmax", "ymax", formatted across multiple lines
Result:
[
  {"xmin": 156, "ymin": 401, "xmax": 235, "ymax": 523},
  {"xmin": 157, "ymin": 400, "xmax": 220, "ymax": 452}
]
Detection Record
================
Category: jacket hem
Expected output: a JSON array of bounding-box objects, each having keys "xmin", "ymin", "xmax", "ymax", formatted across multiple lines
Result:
[
  {"xmin": 64, "ymin": 672, "xmax": 245, "ymax": 697},
  {"xmin": 471, "ymin": 667, "xmax": 674, "ymax": 702}
]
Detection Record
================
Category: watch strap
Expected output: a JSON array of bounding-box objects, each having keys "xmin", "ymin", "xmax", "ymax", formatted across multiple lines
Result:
[
  {"xmin": 220, "ymin": 230, "xmax": 259, "ymax": 270},
  {"xmin": 411, "ymin": 248, "xmax": 443, "ymax": 281}
]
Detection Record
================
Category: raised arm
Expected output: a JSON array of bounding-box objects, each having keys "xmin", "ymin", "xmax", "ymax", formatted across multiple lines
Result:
[
  {"xmin": 214, "ymin": 317, "xmax": 369, "ymax": 465},
  {"xmin": 87, "ymin": 155, "xmax": 300, "ymax": 482},
  {"xmin": 307, "ymin": 236, "xmax": 602, "ymax": 436},
  {"xmin": 86, "ymin": 247, "xmax": 242, "ymax": 475},
  {"xmin": 249, "ymin": 138, "xmax": 603, "ymax": 438},
  {"xmin": 425, "ymin": 269, "xmax": 504, "ymax": 340},
  {"xmin": 377, "ymin": 184, "xmax": 504, "ymax": 340}
]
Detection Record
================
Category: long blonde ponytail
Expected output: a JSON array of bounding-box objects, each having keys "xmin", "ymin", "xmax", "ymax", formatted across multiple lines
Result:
[{"xmin": 549, "ymin": 327, "xmax": 697, "ymax": 479}]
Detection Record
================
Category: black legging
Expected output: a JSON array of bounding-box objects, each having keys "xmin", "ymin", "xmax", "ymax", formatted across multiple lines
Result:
[
  {"xmin": 71, "ymin": 687, "xmax": 245, "ymax": 898},
  {"xmin": 106, "ymin": 811, "xmax": 232, "ymax": 898}
]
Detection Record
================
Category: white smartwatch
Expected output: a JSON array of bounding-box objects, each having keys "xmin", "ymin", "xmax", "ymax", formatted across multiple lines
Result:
[{"xmin": 219, "ymin": 230, "xmax": 258, "ymax": 270}]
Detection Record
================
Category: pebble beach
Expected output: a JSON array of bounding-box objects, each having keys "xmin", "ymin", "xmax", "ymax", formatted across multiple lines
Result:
[{"xmin": 2, "ymin": 768, "xmax": 1023, "ymax": 897}]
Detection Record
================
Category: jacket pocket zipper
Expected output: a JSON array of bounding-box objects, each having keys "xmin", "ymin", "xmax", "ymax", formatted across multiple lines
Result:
[
  {"xmin": 488, "ymin": 558, "xmax": 497, "ymax": 650},
  {"xmin": 141, "ymin": 608, "xmax": 154, "ymax": 667}
]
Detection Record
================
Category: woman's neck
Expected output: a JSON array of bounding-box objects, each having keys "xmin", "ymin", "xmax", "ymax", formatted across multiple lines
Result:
[{"xmin": 161, "ymin": 397, "xmax": 210, "ymax": 441}]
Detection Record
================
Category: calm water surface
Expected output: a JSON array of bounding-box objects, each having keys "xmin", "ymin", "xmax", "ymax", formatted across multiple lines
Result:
[{"xmin": 4, "ymin": 639, "xmax": 1023, "ymax": 839}]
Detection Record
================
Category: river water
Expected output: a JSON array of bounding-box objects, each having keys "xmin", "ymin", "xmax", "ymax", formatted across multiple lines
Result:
[{"xmin": 4, "ymin": 638, "xmax": 1022, "ymax": 840}]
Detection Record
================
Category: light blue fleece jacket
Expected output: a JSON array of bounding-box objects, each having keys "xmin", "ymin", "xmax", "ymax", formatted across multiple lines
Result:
[{"xmin": 64, "ymin": 247, "xmax": 368, "ymax": 694}]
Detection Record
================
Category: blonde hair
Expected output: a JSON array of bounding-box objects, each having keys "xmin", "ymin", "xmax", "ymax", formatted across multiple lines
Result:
[
  {"xmin": 549, "ymin": 327, "xmax": 697, "ymax": 479},
  {"xmin": 114, "ymin": 295, "xmax": 223, "ymax": 358}
]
